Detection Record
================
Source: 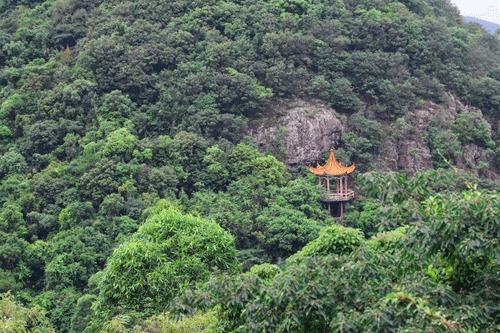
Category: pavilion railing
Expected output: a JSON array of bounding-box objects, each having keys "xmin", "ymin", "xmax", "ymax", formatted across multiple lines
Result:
[{"xmin": 322, "ymin": 190, "xmax": 355, "ymax": 202}]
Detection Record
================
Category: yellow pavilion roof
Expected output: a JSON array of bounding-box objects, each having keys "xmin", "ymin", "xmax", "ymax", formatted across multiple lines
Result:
[{"xmin": 309, "ymin": 149, "xmax": 355, "ymax": 176}]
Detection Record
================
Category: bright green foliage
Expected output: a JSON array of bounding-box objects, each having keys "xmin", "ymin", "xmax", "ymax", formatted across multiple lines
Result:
[
  {"xmin": 336, "ymin": 113, "xmax": 384, "ymax": 171},
  {"xmin": 289, "ymin": 224, "xmax": 364, "ymax": 261},
  {"xmin": 328, "ymin": 77, "xmax": 361, "ymax": 113},
  {"xmin": 58, "ymin": 202, "xmax": 94, "ymax": 230},
  {"xmin": 343, "ymin": 199, "xmax": 387, "ymax": 237},
  {"xmin": 366, "ymin": 227, "xmax": 407, "ymax": 254},
  {"xmin": 0, "ymin": 232, "xmax": 28, "ymax": 271},
  {"xmin": 78, "ymin": 158, "xmax": 120, "ymax": 204},
  {"xmin": 97, "ymin": 91, "xmax": 135, "ymax": 122},
  {"xmin": 133, "ymin": 310, "xmax": 221, "ymax": 333},
  {"xmin": 189, "ymin": 150, "xmax": 325, "ymax": 264},
  {"xmin": 0, "ymin": 150, "xmax": 27, "ymax": 179},
  {"xmin": 346, "ymin": 169, "xmax": 480, "ymax": 236},
  {"xmin": 468, "ymin": 77, "xmax": 500, "ymax": 117},
  {"xmin": 0, "ymin": 269, "xmax": 22, "ymax": 293},
  {"xmin": 245, "ymin": 263, "xmax": 280, "ymax": 280},
  {"xmin": 412, "ymin": 191, "xmax": 499, "ymax": 291},
  {"xmin": 0, "ymin": 204, "xmax": 26, "ymax": 235},
  {"xmin": 88, "ymin": 309, "xmax": 221, "ymax": 333},
  {"xmin": 102, "ymin": 128, "xmax": 138, "ymax": 161},
  {"xmin": 173, "ymin": 248, "xmax": 460, "ymax": 332},
  {"xmin": 0, "ymin": 292, "xmax": 54, "ymax": 333},
  {"xmin": 203, "ymin": 145, "xmax": 230, "ymax": 191},
  {"xmin": 23, "ymin": 120, "xmax": 62, "ymax": 156},
  {"xmin": 425, "ymin": 115, "xmax": 463, "ymax": 168},
  {"xmin": 452, "ymin": 112, "xmax": 494, "ymax": 148},
  {"xmin": 41, "ymin": 227, "xmax": 111, "ymax": 290},
  {"xmin": 0, "ymin": 233, "xmax": 28, "ymax": 294},
  {"xmin": 94, "ymin": 206, "xmax": 239, "ymax": 322}
]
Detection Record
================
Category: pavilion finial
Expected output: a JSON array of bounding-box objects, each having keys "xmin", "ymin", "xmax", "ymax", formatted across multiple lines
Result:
[{"xmin": 61, "ymin": 44, "xmax": 73, "ymax": 61}]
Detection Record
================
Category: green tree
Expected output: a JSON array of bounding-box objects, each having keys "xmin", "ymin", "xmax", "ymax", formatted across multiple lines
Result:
[
  {"xmin": 289, "ymin": 224, "xmax": 364, "ymax": 261},
  {"xmin": 452, "ymin": 112, "xmax": 494, "ymax": 148},
  {"xmin": 22, "ymin": 120, "xmax": 62, "ymax": 156},
  {"xmin": 34, "ymin": 288, "xmax": 81, "ymax": 333},
  {"xmin": 59, "ymin": 201, "xmax": 94, "ymax": 230},
  {"xmin": 328, "ymin": 77, "xmax": 361, "ymax": 113},
  {"xmin": 0, "ymin": 292, "xmax": 54, "ymax": 333},
  {"xmin": 257, "ymin": 204, "xmax": 322, "ymax": 260},
  {"xmin": 94, "ymin": 205, "xmax": 239, "ymax": 321},
  {"xmin": 0, "ymin": 150, "xmax": 27, "ymax": 179},
  {"xmin": 0, "ymin": 203, "xmax": 25, "ymax": 235},
  {"xmin": 79, "ymin": 158, "xmax": 120, "ymax": 204},
  {"xmin": 43, "ymin": 227, "xmax": 110, "ymax": 290},
  {"xmin": 425, "ymin": 115, "xmax": 462, "ymax": 168},
  {"xmin": 70, "ymin": 294, "xmax": 96, "ymax": 333},
  {"xmin": 97, "ymin": 91, "xmax": 135, "ymax": 121},
  {"xmin": 411, "ymin": 190, "xmax": 499, "ymax": 291},
  {"xmin": 102, "ymin": 128, "xmax": 138, "ymax": 161}
]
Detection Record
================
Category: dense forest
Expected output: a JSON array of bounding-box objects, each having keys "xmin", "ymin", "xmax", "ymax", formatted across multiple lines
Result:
[{"xmin": 0, "ymin": 0, "xmax": 498, "ymax": 332}]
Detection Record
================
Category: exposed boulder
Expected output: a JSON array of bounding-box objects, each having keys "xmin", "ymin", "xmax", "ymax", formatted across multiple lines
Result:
[{"xmin": 250, "ymin": 100, "xmax": 344, "ymax": 165}]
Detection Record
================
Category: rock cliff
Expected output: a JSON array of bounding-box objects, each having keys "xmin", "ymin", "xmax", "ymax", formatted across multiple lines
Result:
[
  {"xmin": 385, "ymin": 94, "xmax": 495, "ymax": 176},
  {"xmin": 250, "ymin": 95, "xmax": 496, "ymax": 178},
  {"xmin": 250, "ymin": 100, "xmax": 344, "ymax": 165}
]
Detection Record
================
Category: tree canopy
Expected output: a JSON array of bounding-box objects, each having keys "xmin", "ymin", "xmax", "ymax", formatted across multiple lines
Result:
[{"xmin": 0, "ymin": 0, "xmax": 498, "ymax": 331}]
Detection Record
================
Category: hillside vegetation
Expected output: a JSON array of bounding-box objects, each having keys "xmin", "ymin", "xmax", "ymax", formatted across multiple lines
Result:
[{"xmin": 0, "ymin": 0, "xmax": 498, "ymax": 332}]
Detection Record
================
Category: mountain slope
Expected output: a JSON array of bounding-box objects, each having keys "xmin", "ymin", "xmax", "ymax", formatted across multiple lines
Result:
[
  {"xmin": 0, "ymin": 0, "xmax": 499, "ymax": 331},
  {"xmin": 464, "ymin": 16, "xmax": 500, "ymax": 34}
]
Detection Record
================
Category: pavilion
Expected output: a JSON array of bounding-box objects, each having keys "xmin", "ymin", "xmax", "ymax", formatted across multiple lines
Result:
[{"xmin": 309, "ymin": 149, "xmax": 355, "ymax": 218}]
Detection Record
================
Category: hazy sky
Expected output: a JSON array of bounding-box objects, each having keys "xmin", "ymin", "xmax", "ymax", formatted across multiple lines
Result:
[{"xmin": 450, "ymin": 0, "xmax": 500, "ymax": 24}]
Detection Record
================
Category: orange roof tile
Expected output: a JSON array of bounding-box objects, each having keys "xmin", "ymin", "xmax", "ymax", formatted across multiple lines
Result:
[{"xmin": 309, "ymin": 149, "xmax": 355, "ymax": 176}]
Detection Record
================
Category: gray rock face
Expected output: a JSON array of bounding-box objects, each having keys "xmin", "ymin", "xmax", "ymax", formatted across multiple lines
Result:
[
  {"xmin": 387, "ymin": 101, "xmax": 438, "ymax": 172},
  {"xmin": 250, "ymin": 100, "xmax": 344, "ymax": 165},
  {"xmin": 397, "ymin": 140, "xmax": 433, "ymax": 172},
  {"xmin": 460, "ymin": 143, "xmax": 484, "ymax": 168},
  {"xmin": 250, "ymin": 95, "xmax": 496, "ymax": 179},
  {"xmin": 379, "ymin": 139, "xmax": 399, "ymax": 171},
  {"xmin": 381, "ymin": 93, "xmax": 495, "ymax": 176}
]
